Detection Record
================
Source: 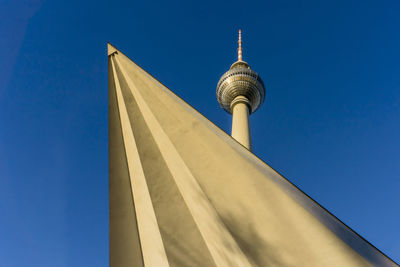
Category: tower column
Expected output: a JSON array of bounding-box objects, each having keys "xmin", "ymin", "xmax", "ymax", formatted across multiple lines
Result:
[{"xmin": 231, "ymin": 96, "xmax": 251, "ymax": 150}]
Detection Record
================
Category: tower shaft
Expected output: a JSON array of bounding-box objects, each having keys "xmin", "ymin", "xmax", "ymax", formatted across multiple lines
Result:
[{"xmin": 231, "ymin": 96, "xmax": 251, "ymax": 150}]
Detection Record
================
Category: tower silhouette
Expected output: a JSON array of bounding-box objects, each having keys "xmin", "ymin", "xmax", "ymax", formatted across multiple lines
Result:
[{"xmin": 216, "ymin": 30, "xmax": 265, "ymax": 150}]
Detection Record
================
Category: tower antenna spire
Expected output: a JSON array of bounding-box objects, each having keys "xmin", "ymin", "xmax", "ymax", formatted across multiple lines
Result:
[{"xmin": 238, "ymin": 29, "xmax": 243, "ymax": 61}]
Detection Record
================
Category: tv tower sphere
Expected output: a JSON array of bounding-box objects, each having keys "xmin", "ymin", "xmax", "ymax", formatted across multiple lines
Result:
[
  {"xmin": 216, "ymin": 30, "xmax": 265, "ymax": 114},
  {"xmin": 216, "ymin": 30, "xmax": 265, "ymax": 150}
]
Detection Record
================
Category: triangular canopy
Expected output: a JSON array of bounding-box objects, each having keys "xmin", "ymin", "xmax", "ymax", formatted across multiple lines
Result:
[{"xmin": 108, "ymin": 44, "xmax": 396, "ymax": 267}]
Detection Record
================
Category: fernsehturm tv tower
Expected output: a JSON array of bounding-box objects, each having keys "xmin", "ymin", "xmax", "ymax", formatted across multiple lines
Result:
[
  {"xmin": 108, "ymin": 31, "xmax": 397, "ymax": 265},
  {"xmin": 216, "ymin": 30, "xmax": 265, "ymax": 150}
]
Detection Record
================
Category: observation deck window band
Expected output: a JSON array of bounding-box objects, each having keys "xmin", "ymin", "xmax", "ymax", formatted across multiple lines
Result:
[{"xmin": 230, "ymin": 96, "xmax": 252, "ymax": 113}]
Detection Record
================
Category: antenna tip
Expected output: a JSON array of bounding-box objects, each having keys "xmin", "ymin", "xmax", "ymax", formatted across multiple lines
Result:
[{"xmin": 238, "ymin": 29, "xmax": 243, "ymax": 61}]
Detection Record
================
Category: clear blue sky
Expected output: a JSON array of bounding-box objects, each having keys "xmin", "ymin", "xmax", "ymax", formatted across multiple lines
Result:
[{"xmin": 1, "ymin": 0, "xmax": 399, "ymax": 266}]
